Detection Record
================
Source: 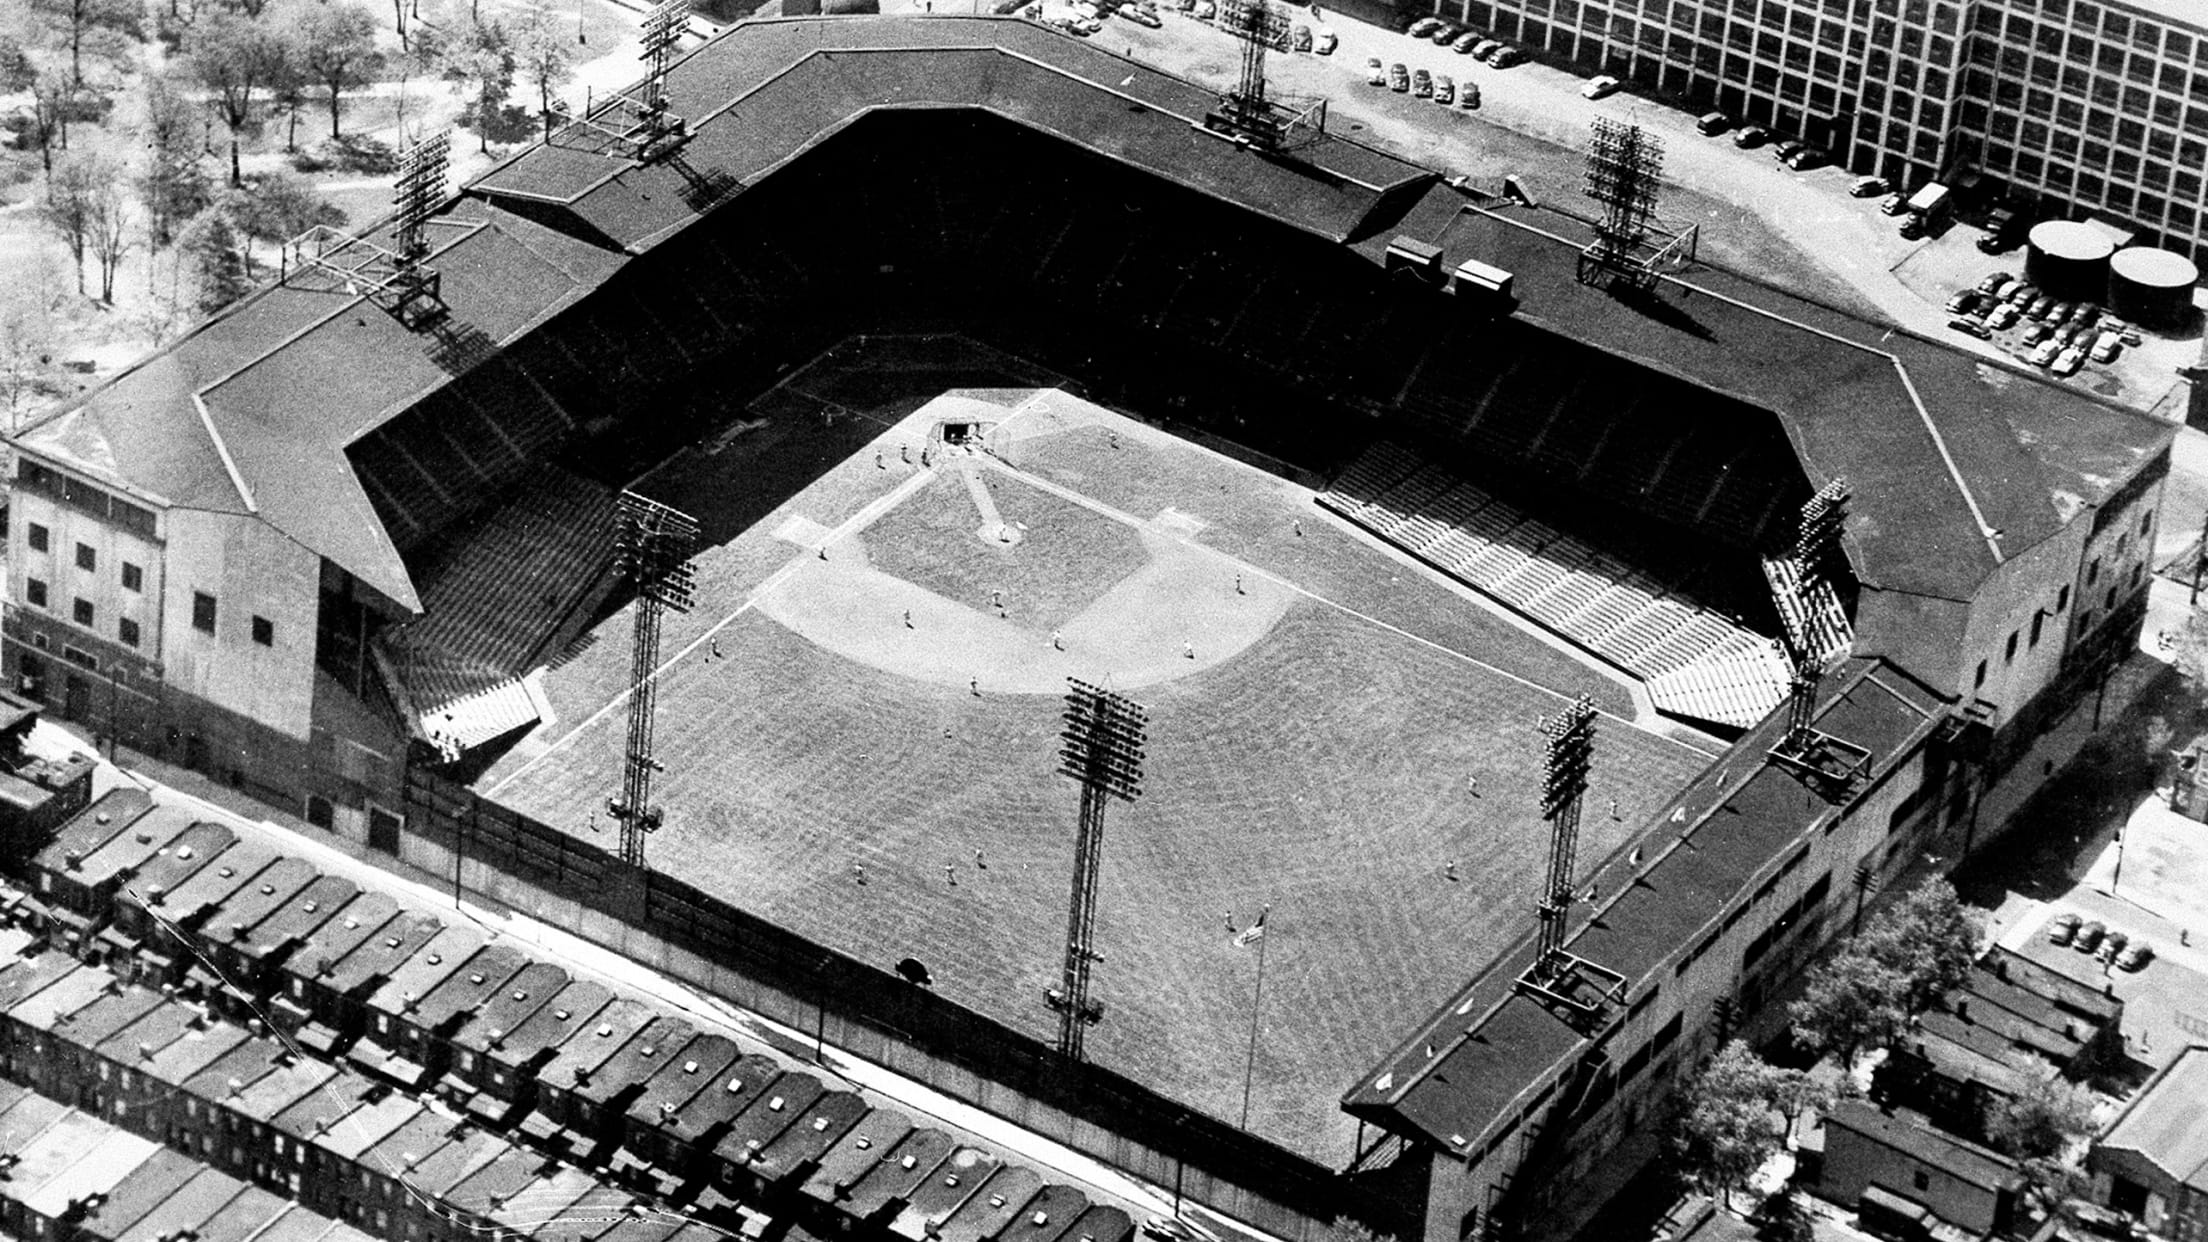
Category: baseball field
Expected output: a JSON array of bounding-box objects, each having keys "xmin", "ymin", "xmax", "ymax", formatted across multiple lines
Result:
[{"xmin": 476, "ymin": 336, "xmax": 1714, "ymax": 1165}]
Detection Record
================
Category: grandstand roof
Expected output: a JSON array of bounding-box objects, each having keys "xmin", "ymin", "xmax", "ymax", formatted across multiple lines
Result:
[
  {"xmin": 1344, "ymin": 658, "xmax": 1944, "ymax": 1155},
  {"xmin": 13, "ymin": 15, "xmax": 2166, "ymax": 619},
  {"xmin": 1380, "ymin": 199, "xmax": 2174, "ymax": 601}
]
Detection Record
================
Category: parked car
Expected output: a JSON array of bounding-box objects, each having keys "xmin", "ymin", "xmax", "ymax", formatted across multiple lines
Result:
[
  {"xmin": 1460, "ymin": 82, "xmax": 1481, "ymax": 108},
  {"xmin": 1581, "ymin": 74, "xmax": 1622, "ymax": 99},
  {"xmin": 2096, "ymin": 928, "xmax": 2130, "ymax": 962},
  {"xmin": 2090, "ymin": 332, "xmax": 2123, "ymax": 363},
  {"xmin": 1452, "ymin": 30, "xmax": 1482, "ymax": 51},
  {"xmin": 2045, "ymin": 912, "xmax": 2081, "ymax": 945},
  {"xmin": 1471, "ymin": 38, "xmax": 1501, "ymax": 58},
  {"xmin": 2052, "ymin": 347, "xmax": 2085, "ymax": 376},
  {"xmin": 1948, "ymin": 317, "xmax": 1992, "ymax": 339},
  {"xmin": 1142, "ymin": 1219, "xmax": 1210, "ymax": 1242},
  {"xmin": 2074, "ymin": 920, "xmax": 2107, "ymax": 951},
  {"xmin": 1119, "ymin": 5, "xmax": 1162, "ymax": 24},
  {"xmin": 1977, "ymin": 272, "xmax": 2015, "ymax": 296},
  {"xmin": 1389, "ymin": 62, "xmax": 1410, "ymax": 90},
  {"xmin": 1899, "ymin": 214, "xmax": 1927, "ymax": 239},
  {"xmin": 2021, "ymin": 322, "xmax": 2050, "ymax": 345},
  {"xmin": 1291, "ymin": 23, "xmax": 1312, "ymax": 50},
  {"xmin": 1696, "ymin": 111, "xmax": 1733, "ymax": 135},
  {"xmin": 1944, "ymin": 290, "xmax": 1981, "ymax": 314},
  {"xmin": 2005, "ymin": 281, "xmax": 2038, "ymax": 305},
  {"xmin": 1430, "ymin": 23, "xmax": 1460, "ymax": 43},
  {"xmin": 2027, "ymin": 294, "xmax": 2056, "ymax": 320},
  {"xmin": 1412, "ymin": 67, "xmax": 1433, "ymax": 96},
  {"xmin": 1879, "ymin": 193, "xmax": 1909, "ymax": 217},
  {"xmin": 1408, "ymin": 16, "xmax": 1443, "ymax": 37},
  {"xmin": 1314, "ymin": 29, "xmax": 1336, "ymax": 53},
  {"xmin": 2116, "ymin": 940, "xmax": 2155, "ymax": 971},
  {"xmin": 1486, "ymin": 44, "xmax": 1524, "ymax": 66},
  {"xmin": 2071, "ymin": 302, "xmax": 2102, "ymax": 325},
  {"xmin": 1434, "ymin": 74, "xmax": 1454, "ymax": 104},
  {"xmin": 1367, "ymin": 56, "xmax": 1387, "ymax": 85},
  {"xmin": 1731, "ymin": 124, "xmax": 1771, "ymax": 148},
  {"xmin": 1773, "ymin": 139, "xmax": 1807, "ymax": 161},
  {"xmin": 2029, "ymin": 338, "xmax": 2062, "ymax": 366},
  {"xmin": 2046, "ymin": 300, "xmax": 2074, "ymax": 323},
  {"xmin": 1986, "ymin": 302, "xmax": 2020, "ymax": 330},
  {"xmin": 1849, "ymin": 175, "xmax": 1889, "ymax": 198}
]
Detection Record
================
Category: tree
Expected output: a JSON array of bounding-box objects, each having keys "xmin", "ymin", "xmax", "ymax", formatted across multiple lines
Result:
[
  {"xmin": 29, "ymin": 0, "xmax": 143, "ymax": 90},
  {"xmin": 179, "ymin": 210, "xmax": 252, "ymax": 315},
  {"xmin": 1754, "ymin": 1187, "xmax": 1815, "ymax": 1242},
  {"xmin": 442, "ymin": 19, "xmax": 515, "ymax": 154},
  {"xmin": 0, "ymin": 35, "xmax": 34, "ymax": 92},
  {"xmin": 190, "ymin": 13, "xmax": 294, "ymax": 186},
  {"xmin": 0, "ymin": 311, "xmax": 58, "ymax": 431},
  {"xmin": 292, "ymin": 2, "xmax": 382, "ymax": 139},
  {"xmin": 1669, "ymin": 1041, "xmax": 1794, "ymax": 1210},
  {"xmin": 139, "ymin": 71, "xmax": 213, "ymax": 250},
  {"xmin": 1786, "ymin": 952, "xmax": 1909, "ymax": 1078},
  {"xmin": 27, "ymin": 76, "xmax": 71, "ymax": 177},
  {"xmin": 41, "ymin": 153, "xmax": 102, "ymax": 295},
  {"xmin": 1986, "ymin": 1072, "xmax": 2097, "ymax": 1162},
  {"xmin": 85, "ymin": 159, "xmax": 132, "ymax": 302},
  {"xmin": 514, "ymin": 0, "xmax": 572, "ymax": 140},
  {"xmin": 1858, "ymin": 879, "xmax": 1982, "ymax": 1016}
]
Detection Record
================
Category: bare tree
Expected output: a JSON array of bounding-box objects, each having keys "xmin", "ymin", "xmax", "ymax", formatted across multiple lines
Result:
[
  {"xmin": 29, "ymin": 0, "xmax": 142, "ymax": 90},
  {"xmin": 442, "ymin": 19, "xmax": 515, "ymax": 154},
  {"xmin": 293, "ymin": 2, "xmax": 383, "ymax": 139},
  {"xmin": 27, "ymin": 76, "xmax": 70, "ymax": 177},
  {"xmin": 515, "ymin": 0, "xmax": 573, "ymax": 140},
  {"xmin": 189, "ymin": 12, "xmax": 293, "ymax": 186},
  {"xmin": 0, "ymin": 312, "xmax": 58, "ymax": 432},
  {"xmin": 86, "ymin": 160, "xmax": 133, "ymax": 302},
  {"xmin": 41, "ymin": 153, "xmax": 100, "ymax": 295},
  {"xmin": 139, "ymin": 71, "xmax": 211, "ymax": 251}
]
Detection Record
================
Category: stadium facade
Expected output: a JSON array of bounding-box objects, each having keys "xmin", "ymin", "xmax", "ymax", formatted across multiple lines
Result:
[
  {"xmin": 1417, "ymin": 0, "xmax": 2208, "ymax": 263},
  {"xmin": 0, "ymin": 14, "xmax": 2176, "ymax": 1242}
]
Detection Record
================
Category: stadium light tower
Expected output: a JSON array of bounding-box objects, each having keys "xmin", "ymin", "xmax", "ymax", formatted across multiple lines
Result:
[
  {"xmin": 283, "ymin": 130, "xmax": 452, "ymax": 330},
  {"xmin": 607, "ymin": 492, "xmax": 699, "ymax": 868},
  {"xmin": 1575, "ymin": 119, "xmax": 1698, "ymax": 292},
  {"xmin": 1766, "ymin": 477, "xmax": 1871, "ymax": 802},
  {"xmin": 1514, "ymin": 695, "xmax": 1624, "ymax": 1030},
  {"xmin": 1203, "ymin": 0, "xmax": 1326, "ymax": 148},
  {"xmin": 550, "ymin": 0, "xmax": 692, "ymax": 162},
  {"xmin": 1048, "ymin": 678, "xmax": 1147, "ymax": 1061}
]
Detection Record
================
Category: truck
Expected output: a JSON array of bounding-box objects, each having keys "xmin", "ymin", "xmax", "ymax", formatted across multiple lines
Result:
[{"xmin": 1904, "ymin": 181, "xmax": 1952, "ymax": 230}]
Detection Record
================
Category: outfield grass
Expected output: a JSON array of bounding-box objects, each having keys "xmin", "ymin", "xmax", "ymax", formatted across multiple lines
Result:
[{"xmin": 484, "ymin": 370, "xmax": 1712, "ymax": 1165}]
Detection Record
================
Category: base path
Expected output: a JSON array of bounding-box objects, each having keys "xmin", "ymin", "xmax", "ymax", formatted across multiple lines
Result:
[{"xmin": 755, "ymin": 522, "xmax": 1298, "ymax": 694}]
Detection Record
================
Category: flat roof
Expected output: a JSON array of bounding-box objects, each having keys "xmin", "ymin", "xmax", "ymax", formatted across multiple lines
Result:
[
  {"xmin": 187, "ymin": 1184, "xmax": 296, "ymax": 1242},
  {"xmin": 118, "ymin": 822, "xmax": 237, "ymax": 916},
  {"xmin": 996, "ymin": 1182, "xmax": 1092, "ymax": 1242},
  {"xmin": 6, "ymin": 963, "xmax": 119, "ymax": 1035},
  {"xmin": 0, "ymin": 952, "xmax": 97, "ymax": 1015},
  {"xmin": 2100, "ymin": 1045, "xmax": 2208, "ymax": 1194},
  {"xmin": 48, "ymin": 987, "xmax": 166, "ymax": 1052},
  {"xmin": 936, "ymin": 1165, "xmax": 1047, "ymax": 1242},
  {"xmin": 490, "ymin": 1165, "xmax": 597, "ymax": 1234},
  {"xmin": 362, "ymin": 923, "xmax": 485, "ymax": 1016},
  {"xmin": 532, "ymin": 995, "xmax": 657, "ymax": 1092},
  {"xmin": 182, "ymin": 1037, "xmax": 289, "ymax": 1107},
  {"xmin": 32, "ymin": 788, "xmax": 154, "ymax": 873},
  {"xmin": 267, "ymin": 1068, "xmax": 375, "ymax": 1141},
  {"xmin": 226, "ymin": 1056, "xmax": 339, "ymax": 1126},
  {"xmin": 573, "ymin": 1015, "xmax": 698, "ymax": 1107},
  {"xmin": 801, "ymin": 1107, "xmax": 915, "ymax": 1205},
  {"xmin": 153, "ymin": 837, "xmax": 280, "ymax": 927},
  {"xmin": 440, "ymin": 1146, "xmax": 549, "ymax": 1222},
  {"xmin": 748, "ymin": 1086, "xmax": 868, "ymax": 1190},
  {"xmin": 405, "ymin": 942, "xmax": 529, "ymax": 1035},
  {"xmin": 847, "ymin": 1126, "xmax": 958, "ymax": 1218},
  {"xmin": 237, "ymin": 873, "xmax": 360, "ymax": 965},
  {"xmin": 486, "ymin": 975, "xmax": 610, "ymax": 1071},
  {"xmin": 1985, "ymin": 946, "xmax": 2122, "ymax": 1022},
  {"xmin": 110, "ymin": 1165, "xmax": 246, "ymax": 1242},
  {"xmin": 625, "ymin": 1032, "xmax": 742, "ymax": 1137},
  {"xmin": 322, "ymin": 907, "xmax": 444, "ymax": 997},
  {"xmin": 2, "ymin": 1107, "xmax": 110, "ymax": 1204},
  {"xmin": 1828, "ymin": 1096, "xmax": 2022, "ymax": 1184},
  {"xmin": 73, "ymin": 1147, "xmax": 204, "ymax": 1242},
  {"xmin": 448, "ymin": 959, "xmax": 568, "ymax": 1057},
  {"xmin": 889, "ymin": 1144, "xmax": 1004, "ymax": 1241},
  {"xmin": 713, "ymin": 1068, "xmax": 828, "ymax": 1169},
  {"xmin": 18, "ymin": 1128, "xmax": 163, "ymax": 1220},
  {"xmin": 200, "ymin": 855, "xmax": 320, "ymax": 949},
  {"xmin": 139, "ymin": 1018, "xmax": 250, "ymax": 1090},
  {"xmin": 311, "ymin": 1090, "xmax": 423, "ymax": 1161},
  {"xmin": 286, "ymin": 890, "xmax": 403, "ymax": 983}
]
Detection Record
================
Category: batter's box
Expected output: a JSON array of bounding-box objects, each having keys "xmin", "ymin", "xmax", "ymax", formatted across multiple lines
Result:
[
  {"xmin": 775, "ymin": 515, "xmax": 835, "ymax": 548},
  {"xmin": 1151, "ymin": 508, "xmax": 1208, "ymax": 539}
]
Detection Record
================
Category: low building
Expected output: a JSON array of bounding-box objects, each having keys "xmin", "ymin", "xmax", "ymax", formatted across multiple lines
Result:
[
  {"xmin": 439, "ymin": 959, "xmax": 566, "ymax": 1110},
  {"xmin": 346, "ymin": 922, "xmax": 483, "ymax": 1088},
  {"xmin": 618, "ymin": 1032, "xmax": 743, "ymax": 1190},
  {"xmin": 2090, "ymin": 1045, "xmax": 2208, "ymax": 1239},
  {"xmin": 713, "ymin": 1068, "xmax": 829, "ymax": 1197},
  {"xmin": 385, "ymin": 941, "xmax": 526, "ymax": 1090},
  {"xmin": 12, "ymin": 1127, "xmax": 161, "ymax": 1242},
  {"xmin": 222, "ymin": 872, "xmax": 357, "ymax": 1008},
  {"xmin": 517, "ymin": 994, "xmax": 656, "ymax": 1152},
  {"xmin": 1820, "ymin": 1101, "xmax": 2024, "ymax": 1237},
  {"xmin": 746, "ymin": 1089, "xmax": 871, "ymax": 1201},
  {"xmin": 563, "ymin": 1014, "xmax": 698, "ymax": 1159},
  {"xmin": 70, "ymin": 1145, "xmax": 203, "ymax": 1241},
  {"xmin": 266, "ymin": 889, "xmax": 401, "ymax": 1045}
]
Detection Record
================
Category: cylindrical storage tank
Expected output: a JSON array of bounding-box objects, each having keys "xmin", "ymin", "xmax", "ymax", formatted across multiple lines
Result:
[
  {"xmin": 2025, "ymin": 221, "xmax": 2117, "ymax": 300},
  {"xmin": 2108, "ymin": 247, "xmax": 2199, "ymax": 329}
]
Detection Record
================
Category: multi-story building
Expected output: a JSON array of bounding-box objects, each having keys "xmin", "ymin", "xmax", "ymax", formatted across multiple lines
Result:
[{"xmin": 1430, "ymin": 0, "xmax": 2208, "ymax": 261}]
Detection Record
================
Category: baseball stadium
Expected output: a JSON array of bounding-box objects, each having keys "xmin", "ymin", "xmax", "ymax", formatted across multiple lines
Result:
[{"xmin": 2, "ymin": 12, "xmax": 2178, "ymax": 1242}]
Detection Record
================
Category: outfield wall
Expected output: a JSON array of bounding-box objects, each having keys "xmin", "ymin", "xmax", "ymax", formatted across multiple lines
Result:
[{"xmin": 395, "ymin": 763, "xmax": 1399, "ymax": 1242}]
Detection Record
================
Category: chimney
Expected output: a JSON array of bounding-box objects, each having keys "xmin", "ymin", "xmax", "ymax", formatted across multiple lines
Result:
[{"xmin": 1956, "ymin": 999, "xmax": 1970, "ymax": 1023}]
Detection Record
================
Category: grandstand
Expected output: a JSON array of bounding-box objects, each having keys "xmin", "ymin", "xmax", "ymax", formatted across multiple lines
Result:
[{"xmin": 0, "ymin": 14, "xmax": 2178, "ymax": 1242}]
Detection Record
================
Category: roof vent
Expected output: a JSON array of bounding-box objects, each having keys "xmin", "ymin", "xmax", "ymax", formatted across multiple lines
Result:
[
  {"xmin": 1956, "ymin": 999, "xmax": 1971, "ymax": 1023},
  {"xmin": 64, "ymin": 850, "xmax": 80, "ymax": 870},
  {"xmin": 468, "ymin": 972, "xmax": 484, "ymax": 985},
  {"xmin": 302, "ymin": 902, "xmax": 317, "ymax": 914},
  {"xmin": 488, "ymin": 1028, "xmax": 506, "ymax": 1046},
  {"xmin": 426, "ymin": 954, "xmax": 441, "ymax": 966},
  {"xmin": 855, "ymin": 1137, "xmax": 872, "ymax": 1150},
  {"xmin": 259, "ymin": 883, "xmax": 274, "ymax": 895},
  {"xmin": 176, "ymin": 847, "xmax": 193, "ymax": 861},
  {"xmin": 944, "ymin": 1175, "xmax": 959, "ymax": 1188},
  {"xmin": 343, "ymin": 917, "xmax": 358, "ymax": 929},
  {"xmin": 597, "ymin": 1024, "xmax": 613, "ymax": 1037},
  {"xmin": 1032, "ymin": 1212, "xmax": 1050, "ymax": 1227},
  {"xmin": 641, "ymin": 1044, "xmax": 657, "ymax": 1057},
  {"xmin": 988, "ymin": 1196, "xmax": 1006, "ymax": 1209},
  {"xmin": 217, "ymin": 866, "xmax": 233, "ymax": 878},
  {"xmin": 683, "ymin": 1060, "xmax": 699, "ymax": 1074},
  {"xmin": 145, "ymin": 884, "xmax": 165, "ymax": 906},
  {"xmin": 725, "ymin": 1079, "xmax": 744, "ymax": 1093},
  {"xmin": 662, "ymin": 1102, "xmax": 677, "ymax": 1114},
  {"xmin": 384, "ymin": 937, "xmax": 400, "ymax": 949},
  {"xmin": 767, "ymin": 1096, "xmax": 785, "ymax": 1111},
  {"xmin": 137, "ymin": 1042, "xmax": 154, "ymax": 1061},
  {"xmin": 1384, "ymin": 236, "xmax": 1446, "ymax": 285},
  {"xmin": 511, "ymin": 990, "xmax": 527, "ymax": 1002},
  {"xmin": 901, "ymin": 1156, "xmax": 919, "ymax": 1170},
  {"xmin": 1450, "ymin": 258, "xmax": 1516, "ymax": 301},
  {"xmin": 135, "ymin": 833, "xmax": 151, "ymax": 844},
  {"xmin": 96, "ymin": 812, "xmax": 111, "ymax": 825},
  {"xmin": 813, "ymin": 1118, "xmax": 831, "ymax": 1132},
  {"xmin": 553, "ymin": 1009, "xmax": 569, "ymax": 1021}
]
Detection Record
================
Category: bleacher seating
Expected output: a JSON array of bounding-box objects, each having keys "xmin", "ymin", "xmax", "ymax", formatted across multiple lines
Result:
[{"xmin": 1320, "ymin": 442, "xmax": 1791, "ymax": 728}]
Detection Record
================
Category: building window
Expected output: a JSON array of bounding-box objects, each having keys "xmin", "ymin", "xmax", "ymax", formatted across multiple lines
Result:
[
  {"xmin": 192, "ymin": 592, "xmax": 216, "ymax": 635},
  {"xmin": 25, "ymin": 579, "xmax": 46, "ymax": 609},
  {"xmin": 72, "ymin": 598, "xmax": 92, "ymax": 628},
  {"xmin": 119, "ymin": 618, "xmax": 139, "ymax": 649},
  {"xmin": 1913, "ymin": 1169, "xmax": 1930, "ymax": 1191},
  {"xmin": 74, "ymin": 543, "xmax": 94, "ymax": 572},
  {"xmin": 2057, "ymin": 585, "xmax": 2069, "ymax": 612},
  {"xmin": 2005, "ymin": 631, "xmax": 2019, "ymax": 663},
  {"xmin": 252, "ymin": 616, "xmax": 274, "ymax": 647},
  {"xmin": 2031, "ymin": 612, "xmax": 2044, "ymax": 648},
  {"xmin": 305, "ymin": 794, "xmax": 335, "ymax": 829},
  {"xmin": 2088, "ymin": 557, "xmax": 2100, "ymax": 585},
  {"xmin": 121, "ymin": 562, "xmax": 142, "ymax": 592},
  {"xmin": 2142, "ymin": 510, "xmax": 2155, "ymax": 536},
  {"xmin": 1974, "ymin": 659, "xmax": 1987, "ymax": 689},
  {"xmin": 26, "ymin": 524, "xmax": 51, "ymax": 554}
]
